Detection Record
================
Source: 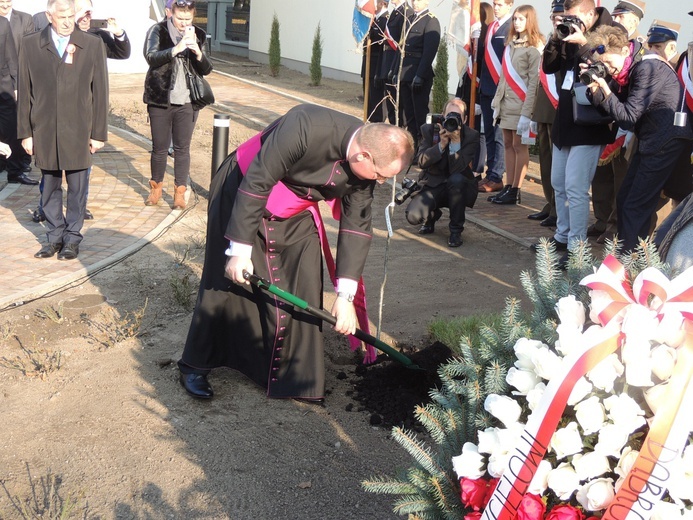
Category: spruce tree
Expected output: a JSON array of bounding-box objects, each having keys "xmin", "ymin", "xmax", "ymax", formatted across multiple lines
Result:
[
  {"xmin": 431, "ymin": 36, "xmax": 449, "ymax": 114},
  {"xmin": 268, "ymin": 13, "xmax": 281, "ymax": 77},
  {"xmin": 309, "ymin": 23, "xmax": 323, "ymax": 87}
]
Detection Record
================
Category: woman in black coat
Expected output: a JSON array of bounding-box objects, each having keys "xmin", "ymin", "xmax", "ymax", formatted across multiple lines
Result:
[
  {"xmin": 143, "ymin": 0, "xmax": 212, "ymax": 209},
  {"xmin": 584, "ymin": 25, "xmax": 693, "ymax": 252}
]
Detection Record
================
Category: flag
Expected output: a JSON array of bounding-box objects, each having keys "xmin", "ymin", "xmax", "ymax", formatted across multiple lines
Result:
[
  {"xmin": 448, "ymin": 0, "xmax": 478, "ymax": 78},
  {"xmin": 352, "ymin": 0, "xmax": 376, "ymax": 46}
]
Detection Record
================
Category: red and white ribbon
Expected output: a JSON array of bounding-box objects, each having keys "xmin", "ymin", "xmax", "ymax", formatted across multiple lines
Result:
[
  {"xmin": 484, "ymin": 21, "xmax": 501, "ymax": 85},
  {"xmin": 678, "ymin": 55, "xmax": 693, "ymax": 114},
  {"xmin": 501, "ymin": 46, "xmax": 527, "ymax": 102},
  {"xmin": 539, "ymin": 68, "xmax": 558, "ymax": 109}
]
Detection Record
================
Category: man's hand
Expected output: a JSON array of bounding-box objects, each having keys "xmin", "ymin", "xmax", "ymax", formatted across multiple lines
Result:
[
  {"xmin": 561, "ymin": 26, "xmax": 587, "ymax": 46},
  {"xmin": 330, "ymin": 296, "xmax": 357, "ymax": 336},
  {"xmin": 0, "ymin": 142, "xmax": 12, "ymax": 157},
  {"xmin": 412, "ymin": 75, "xmax": 424, "ymax": 94},
  {"xmin": 90, "ymin": 140, "xmax": 104, "ymax": 154},
  {"xmin": 21, "ymin": 137, "xmax": 33, "ymax": 156},
  {"xmin": 106, "ymin": 18, "xmax": 124, "ymax": 37},
  {"xmin": 225, "ymin": 256, "xmax": 254, "ymax": 285},
  {"xmin": 438, "ymin": 126, "xmax": 450, "ymax": 148}
]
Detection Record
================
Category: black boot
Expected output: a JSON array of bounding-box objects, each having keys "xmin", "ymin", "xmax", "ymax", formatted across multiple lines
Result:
[
  {"xmin": 418, "ymin": 208, "xmax": 442, "ymax": 234},
  {"xmin": 492, "ymin": 187, "xmax": 520, "ymax": 205},
  {"xmin": 488, "ymin": 184, "xmax": 511, "ymax": 202}
]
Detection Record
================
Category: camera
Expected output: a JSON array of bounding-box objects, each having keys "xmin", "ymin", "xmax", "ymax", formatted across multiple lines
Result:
[
  {"xmin": 426, "ymin": 112, "xmax": 463, "ymax": 133},
  {"xmin": 555, "ymin": 16, "xmax": 583, "ymax": 40},
  {"xmin": 579, "ymin": 61, "xmax": 609, "ymax": 85},
  {"xmin": 394, "ymin": 177, "xmax": 419, "ymax": 205}
]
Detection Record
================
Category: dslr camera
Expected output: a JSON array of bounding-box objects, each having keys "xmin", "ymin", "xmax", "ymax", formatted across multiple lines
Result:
[
  {"xmin": 555, "ymin": 16, "xmax": 584, "ymax": 40},
  {"xmin": 427, "ymin": 112, "xmax": 463, "ymax": 133},
  {"xmin": 579, "ymin": 61, "xmax": 610, "ymax": 85},
  {"xmin": 394, "ymin": 177, "xmax": 419, "ymax": 205}
]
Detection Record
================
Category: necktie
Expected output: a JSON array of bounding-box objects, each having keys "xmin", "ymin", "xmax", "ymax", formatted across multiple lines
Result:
[{"xmin": 56, "ymin": 37, "xmax": 67, "ymax": 57}]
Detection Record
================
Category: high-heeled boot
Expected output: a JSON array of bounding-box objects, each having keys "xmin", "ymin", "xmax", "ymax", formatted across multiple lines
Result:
[
  {"xmin": 488, "ymin": 184, "xmax": 511, "ymax": 202},
  {"xmin": 173, "ymin": 184, "xmax": 187, "ymax": 210},
  {"xmin": 492, "ymin": 187, "xmax": 521, "ymax": 205},
  {"xmin": 145, "ymin": 180, "xmax": 163, "ymax": 206}
]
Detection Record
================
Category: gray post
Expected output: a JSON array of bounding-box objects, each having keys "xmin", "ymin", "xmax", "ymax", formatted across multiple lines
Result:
[{"xmin": 211, "ymin": 114, "xmax": 230, "ymax": 179}]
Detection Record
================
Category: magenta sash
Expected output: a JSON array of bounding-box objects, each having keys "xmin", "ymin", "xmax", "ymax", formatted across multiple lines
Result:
[{"xmin": 235, "ymin": 132, "xmax": 377, "ymax": 363}]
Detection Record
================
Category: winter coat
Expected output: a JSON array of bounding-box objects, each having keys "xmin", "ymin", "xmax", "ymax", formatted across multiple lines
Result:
[
  {"xmin": 143, "ymin": 21, "xmax": 212, "ymax": 109},
  {"xmin": 492, "ymin": 37, "xmax": 542, "ymax": 131}
]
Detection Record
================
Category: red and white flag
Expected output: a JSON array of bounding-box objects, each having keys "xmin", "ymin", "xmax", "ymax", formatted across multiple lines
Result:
[
  {"xmin": 678, "ymin": 55, "xmax": 693, "ymax": 113},
  {"xmin": 448, "ymin": 0, "xmax": 478, "ymax": 79}
]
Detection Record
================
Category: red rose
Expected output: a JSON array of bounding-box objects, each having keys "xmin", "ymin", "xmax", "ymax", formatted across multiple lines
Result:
[
  {"xmin": 546, "ymin": 505, "xmax": 585, "ymax": 520},
  {"xmin": 482, "ymin": 478, "xmax": 499, "ymax": 508},
  {"xmin": 460, "ymin": 477, "xmax": 489, "ymax": 511},
  {"xmin": 516, "ymin": 493, "xmax": 546, "ymax": 520},
  {"xmin": 464, "ymin": 513, "xmax": 482, "ymax": 520}
]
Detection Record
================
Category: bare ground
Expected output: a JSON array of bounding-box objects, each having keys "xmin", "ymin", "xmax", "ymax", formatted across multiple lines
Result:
[{"xmin": 0, "ymin": 55, "xmax": 537, "ymax": 519}]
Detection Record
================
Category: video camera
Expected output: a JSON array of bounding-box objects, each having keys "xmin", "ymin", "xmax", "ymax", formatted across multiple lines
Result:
[
  {"xmin": 579, "ymin": 61, "xmax": 610, "ymax": 85},
  {"xmin": 555, "ymin": 16, "xmax": 585, "ymax": 40},
  {"xmin": 394, "ymin": 177, "xmax": 419, "ymax": 205},
  {"xmin": 427, "ymin": 112, "xmax": 463, "ymax": 133}
]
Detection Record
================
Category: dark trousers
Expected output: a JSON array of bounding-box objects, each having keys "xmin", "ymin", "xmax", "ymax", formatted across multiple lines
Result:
[
  {"xmin": 591, "ymin": 152, "xmax": 628, "ymax": 233},
  {"xmin": 479, "ymin": 92, "xmax": 504, "ymax": 183},
  {"xmin": 405, "ymin": 173, "xmax": 469, "ymax": 234},
  {"xmin": 400, "ymin": 77, "xmax": 433, "ymax": 143},
  {"xmin": 617, "ymin": 138, "xmax": 688, "ymax": 252},
  {"xmin": 148, "ymin": 103, "xmax": 198, "ymax": 186},
  {"xmin": 41, "ymin": 169, "xmax": 89, "ymax": 245},
  {"xmin": 537, "ymin": 122, "xmax": 556, "ymax": 218},
  {"xmin": 0, "ymin": 100, "xmax": 30, "ymax": 177}
]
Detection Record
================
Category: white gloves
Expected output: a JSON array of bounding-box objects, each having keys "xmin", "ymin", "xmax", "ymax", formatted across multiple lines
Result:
[
  {"xmin": 529, "ymin": 121, "xmax": 538, "ymax": 134},
  {"xmin": 517, "ymin": 115, "xmax": 531, "ymax": 136},
  {"xmin": 471, "ymin": 22, "xmax": 481, "ymax": 40},
  {"xmin": 474, "ymin": 103, "xmax": 482, "ymax": 116},
  {"xmin": 492, "ymin": 108, "xmax": 499, "ymax": 122}
]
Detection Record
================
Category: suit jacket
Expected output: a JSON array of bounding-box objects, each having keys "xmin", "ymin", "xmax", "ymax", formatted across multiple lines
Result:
[
  {"xmin": 7, "ymin": 9, "xmax": 33, "ymax": 52},
  {"xmin": 416, "ymin": 123, "xmax": 480, "ymax": 188},
  {"xmin": 479, "ymin": 16, "xmax": 510, "ymax": 96},
  {"xmin": 88, "ymin": 27, "xmax": 131, "ymax": 60},
  {"xmin": 226, "ymin": 104, "xmax": 375, "ymax": 282},
  {"xmin": 379, "ymin": 3, "xmax": 408, "ymax": 79},
  {"xmin": 0, "ymin": 16, "xmax": 18, "ymax": 104},
  {"xmin": 17, "ymin": 26, "xmax": 108, "ymax": 171},
  {"xmin": 400, "ymin": 9, "xmax": 440, "ymax": 82}
]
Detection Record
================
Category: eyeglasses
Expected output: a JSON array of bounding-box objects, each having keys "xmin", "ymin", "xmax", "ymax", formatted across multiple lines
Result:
[{"xmin": 591, "ymin": 44, "xmax": 607, "ymax": 55}]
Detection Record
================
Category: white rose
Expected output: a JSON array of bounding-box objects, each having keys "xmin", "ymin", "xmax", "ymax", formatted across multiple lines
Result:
[
  {"xmin": 487, "ymin": 451, "xmax": 510, "ymax": 478},
  {"xmin": 506, "ymin": 367, "xmax": 541, "ymax": 395},
  {"xmin": 531, "ymin": 347, "xmax": 563, "ymax": 381},
  {"xmin": 550, "ymin": 421, "xmax": 583, "ymax": 460},
  {"xmin": 587, "ymin": 353, "xmax": 624, "ymax": 392},
  {"xmin": 622, "ymin": 336, "xmax": 654, "ymax": 387},
  {"xmin": 615, "ymin": 447, "xmax": 639, "ymax": 479},
  {"xmin": 556, "ymin": 323, "xmax": 582, "ymax": 357},
  {"xmin": 547, "ymin": 462, "xmax": 580, "ymax": 500},
  {"xmin": 574, "ymin": 396, "xmax": 606, "ymax": 435},
  {"xmin": 526, "ymin": 382, "xmax": 546, "ymax": 411},
  {"xmin": 595, "ymin": 423, "xmax": 630, "ymax": 457},
  {"xmin": 667, "ymin": 452, "xmax": 693, "ymax": 502},
  {"xmin": 604, "ymin": 394, "xmax": 646, "ymax": 433},
  {"xmin": 573, "ymin": 452, "xmax": 611, "ymax": 481},
  {"xmin": 644, "ymin": 382, "xmax": 669, "ymax": 415},
  {"xmin": 452, "ymin": 442, "xmax": 486, "ymax": 479},
  {"xmin": 651, "ymin": 500, "xmax": 684, "ymax": 520},
  {"xmin": 484, "ymin": 394, "xmax": 522, "ymax": 428},
  {"xmin": 589, "ymin": 289, "xmax": 619, "ymax": 325},
  {"xmin": 650, "ymin": 344, "xmax": 677, "ymax": 381},
  {"xmin": 514, "ymin": 338, "xmax": 546, "ymax": 370},
  {"xmin": 496, "ymin": 423, "xmax": 525, "ymax": 454},
  {"xmin": 576, "ymin": 478, "xmax": 615, "ymax": 511},
  {"xmin": 556, "ymin": 295, "xmax": 586, "ymax": 329},
  {"xmin": 567, "ymin": 377, "xmax": 593, "ymax": 406},
  {"xmin": 528, "ymin": 459, "xmax": 552, "ymax": 495},
  {"xmin": 621, "ymin": 304, "xmax": 660, "ymax": 338},
  {"xmin": 654, "ymin": 311, "xmax": 686, "ymax": 348},
  {"xmin": 477, "ymin": 427, "xmax": 501, "ymax": 455}
]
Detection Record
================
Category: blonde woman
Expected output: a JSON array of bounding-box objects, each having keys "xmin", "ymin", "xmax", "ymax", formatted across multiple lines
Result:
[{"xmin": 490, "ymin": 4, "xmax": 543, "ymax": 205}]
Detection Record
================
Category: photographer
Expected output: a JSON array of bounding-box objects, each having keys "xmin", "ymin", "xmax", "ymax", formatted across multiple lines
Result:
[
  {"xmin": 403, "ymin": 98, "xmax": 480, "ymax": 248},
  {"xmin": 537, "ymin": 0, "xmax": 619, "ymax": 267},
  {"xmin": 584, "ymin": 25, "xmax": 693, "ymax": 253}
]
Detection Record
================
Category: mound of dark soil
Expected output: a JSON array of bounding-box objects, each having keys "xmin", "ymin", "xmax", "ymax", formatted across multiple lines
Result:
[{"xmin": 344, "ymin": 342, "xmax": 453, "ymax": 431}]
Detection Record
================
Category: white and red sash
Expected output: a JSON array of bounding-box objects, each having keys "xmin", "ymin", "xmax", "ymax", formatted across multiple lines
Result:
[
  {"xmin": 539, "ymin": 68, "xmax": 559, "ymax": 109},
  {"xmin": 484, "ymin": 20, "xmax": 501, "ymax": 85},
  {"xmin": 678, "ymin": 54, "xmax": 693, "ymax": 113},
  {"xmin": 502, "ymin": 45, "xmax": 527, "ymax": 102}
]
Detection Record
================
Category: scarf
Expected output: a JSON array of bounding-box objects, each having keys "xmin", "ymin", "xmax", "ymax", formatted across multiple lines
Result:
[{"xmin": 612, "ymin": 41, "xmax": 635, "ymax": 87}]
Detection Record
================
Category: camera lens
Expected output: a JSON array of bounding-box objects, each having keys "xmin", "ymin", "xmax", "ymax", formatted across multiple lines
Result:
[
  {"xmin": 443, "ymin": 118, "xmax": 459, "ymax": 132},
  {"xmin": 556, "ymin": 23, "xmax": 572, "ymax": 40}
]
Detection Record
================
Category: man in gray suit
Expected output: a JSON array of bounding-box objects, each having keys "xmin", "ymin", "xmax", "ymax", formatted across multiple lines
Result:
[
  {"xmin": 18, "ymin": 0, "xmax": 108, "ymax": 260},
  {"xmin": 0, "ymin": 0, "xmax": 36, "ymax": 184}
]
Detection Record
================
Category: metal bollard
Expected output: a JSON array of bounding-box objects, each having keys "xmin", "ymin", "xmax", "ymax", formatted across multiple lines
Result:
[{"xmin": 211, "ymin": 114, "xmax": 230, "ymax": 179}]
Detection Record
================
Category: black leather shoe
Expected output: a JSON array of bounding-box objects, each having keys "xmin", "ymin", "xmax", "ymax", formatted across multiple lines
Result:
[
  {"xmin": 528, "ymin": 211, "xmax": 549, "ymax": 221},
  {"xmin": 540, "ymin": 216, "xmax": 557, "ymax": 227},
  {"xmin": 448, "ymin": 232, "xmax": 463, "ymax": 248},
  {"xmin": 418, "ymin": 208, "xmax": 442, "ymax": 235},
  {"xmin": 7, "ymin": 173, "xmax": 39, "ymax": 185},
  {"xmin": 84, "ymin": 208, "xmax": 94, "ymax": 220},
  {"xmin": 32, "ymin": 208, "xmax": 46, "ymax": 223},
  {"xmin": 586, "ymin": 224, "xmax": 605, "ymax": 237},
  {"xmin": 57, "ymin": 243, "xmax": 79, "ymax": 260},
  {"xmin": 530, "ymin": 238, "xmax": 568, "ymax": 253},
  {"xmin": 34, "ymin": 242, "xmax": 63, "ymax": 258},
  {"xmin": 180, "ymin": 373, "xmax": 213, "ymax": 399}
]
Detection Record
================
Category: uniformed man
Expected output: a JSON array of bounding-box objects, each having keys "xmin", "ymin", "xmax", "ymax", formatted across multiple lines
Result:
[
  {"xmin": 646, "ymin": 20, "xmax": 680, "ymax": 66},
  {"xmin": 361, "ymin": 0, "xmax": 389, "ymax": 122},
  {"xmin": 379, "ymin": 0, "xmax": 408, "ymax": 125},
  {"xmin": 610, "ymin": 0, "xmax": 645, "ymax": 42}
]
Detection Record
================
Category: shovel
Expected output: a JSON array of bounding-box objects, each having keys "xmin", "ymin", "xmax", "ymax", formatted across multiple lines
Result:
[{"xmin": 243, "ymin": 271, "xmax": 424, "ymax": 371}]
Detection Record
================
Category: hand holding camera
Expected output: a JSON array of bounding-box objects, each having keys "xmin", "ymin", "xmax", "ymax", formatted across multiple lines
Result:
[{"xmin": 554, "ymin": 15, "xmax": 587, "ymax": 45}]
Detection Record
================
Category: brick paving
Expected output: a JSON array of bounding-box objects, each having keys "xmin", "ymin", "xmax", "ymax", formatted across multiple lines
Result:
[{"xmin": 0, "ymin": 69, "xmax": 557, "ymax": 310}]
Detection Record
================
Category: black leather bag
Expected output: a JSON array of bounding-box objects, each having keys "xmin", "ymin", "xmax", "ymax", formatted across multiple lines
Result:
[
  {"xmin": 184, "ymin": 60, "xmax": 214, "ymax": 109},
  {"xmin": 572, "ymin": 83, "xmax": 612, "ymax": 126}
]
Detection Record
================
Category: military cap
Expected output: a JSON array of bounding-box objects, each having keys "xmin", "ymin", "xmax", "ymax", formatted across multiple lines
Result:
[
  {"xmin": 611, "ymin": 0, "xmax": 646, "ymax": 20},
  {"xmin": 646, "ymin": 20, "xmax": 680, "ymax": 44}
]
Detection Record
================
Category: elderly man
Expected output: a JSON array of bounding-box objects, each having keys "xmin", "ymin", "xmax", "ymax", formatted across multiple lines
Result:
[
  {"xmin": 646, "ymin": 20, "xmax": 680, "ymax": 65},
  {"xmin": 18, "ymin": 0, "xmax": 108, "ymax": 261}
]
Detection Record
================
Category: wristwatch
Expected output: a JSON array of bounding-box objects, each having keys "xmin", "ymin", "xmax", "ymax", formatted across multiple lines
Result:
[{"xmin": 337, "ymin": 292, "xmax": 355, "ymax": 303}]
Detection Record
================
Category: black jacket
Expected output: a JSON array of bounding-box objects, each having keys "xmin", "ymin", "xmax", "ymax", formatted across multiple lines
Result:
[
  {"xmin": 543, "ymin": 7, "xmax": 617, "ymax": 148},
  {"xmin": 143, "ymin": 21, "xmax": 212, "ymax": 109},
  {"xmin": 592, "ymin": 42, "xmax": 693, "ymax": 155},
  {"xmin": 416, "ymin": 123, "xmax": 480, "ymax": 188},
  {"xmin": 379, "ymin": 3, "xmax": 408, "ymax": 80},
  {"xmin": 400, "ymin": 9, "xmax": 440, "ymax": 82},
  {"xmin": 89, "ymin": 28, "xmax": 131, "ymax": 60}
]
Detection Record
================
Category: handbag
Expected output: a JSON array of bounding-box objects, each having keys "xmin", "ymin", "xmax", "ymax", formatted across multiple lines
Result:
[
  {"xmin": 571, "ymin": 83, "xmax": 612, "ymax": 126},
  {"xmin": 183, "ymin": 59, "xmax": 214, "ymax": 109}
]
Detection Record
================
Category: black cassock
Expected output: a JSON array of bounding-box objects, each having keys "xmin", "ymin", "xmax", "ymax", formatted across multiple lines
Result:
[{"xmin": 181, "ymin": 104, "xmax": 375, "ymax": 399}]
